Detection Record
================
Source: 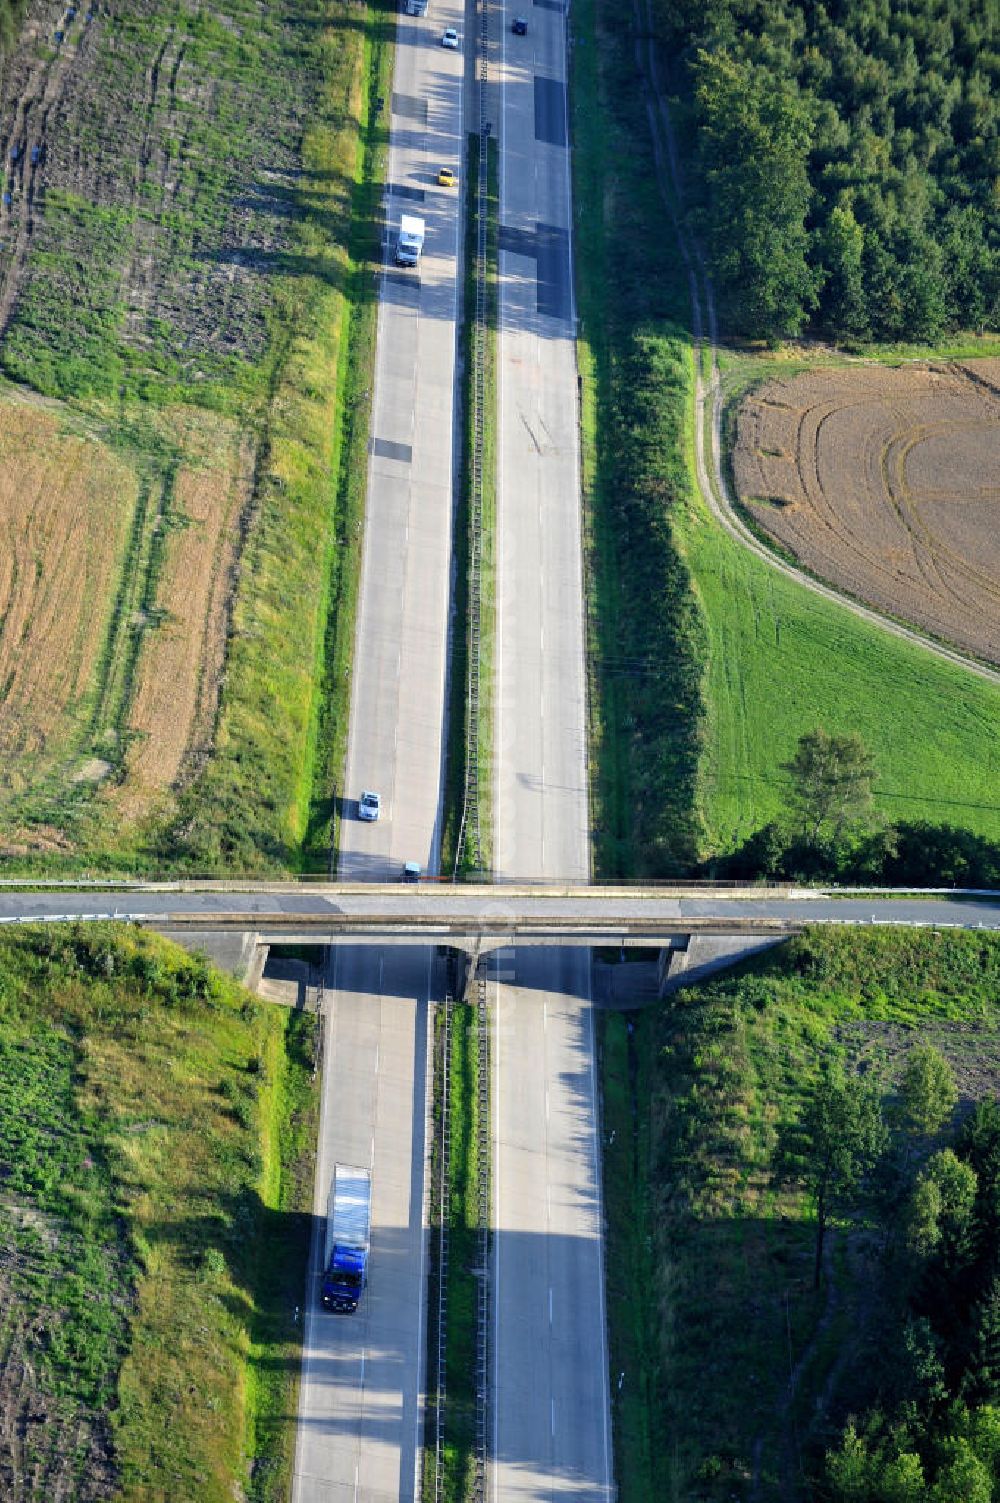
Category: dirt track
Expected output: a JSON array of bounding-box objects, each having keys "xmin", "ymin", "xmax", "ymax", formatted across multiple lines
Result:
[{"xmin": 734, "ymin": 361, "xmax": 1000, "ymax": 666}]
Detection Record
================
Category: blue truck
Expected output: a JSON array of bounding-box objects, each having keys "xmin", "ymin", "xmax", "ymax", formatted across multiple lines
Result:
[{"xmin": 321, "ymin": 1164, "xmax": 371, "ymax": 1313}]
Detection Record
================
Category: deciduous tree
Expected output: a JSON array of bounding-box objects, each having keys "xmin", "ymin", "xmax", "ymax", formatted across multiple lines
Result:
[
  {"xmin": 800, "ymin": 1060, "xmax": 886, "ymax": 1288},
  {"xmin": 899, "ymin": 1046, "xmax": 958, "ymax": 1139},
  {"xmin": 906, "ymin": 1150, "xmax": 977, "ymax": 1256},
  {"xmin": 693, "ymin": 50, "xmax": 820, "ymax": 339},
  {"xmin": 784, "ymin": 727, "xmax": 876, "ymax": 845}
]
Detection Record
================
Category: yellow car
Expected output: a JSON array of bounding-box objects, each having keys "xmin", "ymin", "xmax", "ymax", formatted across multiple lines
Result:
[{"xmin": 438, "ymin": 167, "xmax": 457, "ymax": 187}]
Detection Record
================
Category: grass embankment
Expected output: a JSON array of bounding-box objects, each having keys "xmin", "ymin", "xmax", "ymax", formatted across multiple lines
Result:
[
  {"xmin": 0, "ymin": 924, "xmax": 319, "ymax": 1502},
  {"xmin": 572, "ymin": 0, "xmax": 706, "ymax": 879},
  {"xmin": 443, "ymin": 134, "xmax": 498, "ymax": 877},
  {"xmin": 426, "ymin": 1001, "xmax": 484, "ymax": 1501},
  {"xmin": 302, "ymin": 0, "xmax": 395, "ymax": 871},
  {"xmin": 601, "ymin": 927, "xmax": 1000, "ymax": 1501},
  {"xmin": 167, "ymin": 0, "xmax": 392, "ymax": 874},
  {"xmin": 570, "ymin": 0, "xmax": 1000, "ymax": 878},
  {"xmin": 0, "ymin": 0, "xmax": 390, "ymax": 873},
  {"xmin": 684, "ymin": 503, "xmax": 1000, "ymax": 853}
]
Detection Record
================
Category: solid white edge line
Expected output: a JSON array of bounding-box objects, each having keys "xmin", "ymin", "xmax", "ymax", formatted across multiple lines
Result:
[
  {"xmin": 341, "ymin": 22, "xmax": 394, "ymax": 885},
  {"xmin": 494, "ymin": 0, "xmax": 509, "ymax": 881},
  {"xmin": 290, "ymin": 951, "xmax": 338, "ymax": 1500},
  {"xmin": 587, "ymin": 971, "xmax": 615, "ymax": 1498},
  {"xmin": 492, "ymin": 975, "xmax": 502, "ymax": 1503},
  {"xmin": 413, "ymin": 947, "xmax": 434, "ymax": 1499}
]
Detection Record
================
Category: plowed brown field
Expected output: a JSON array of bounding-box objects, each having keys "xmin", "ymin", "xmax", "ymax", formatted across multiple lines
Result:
[{"xmin": 733, "ymin": 360, "xmax": 1000, "ymax": 664}]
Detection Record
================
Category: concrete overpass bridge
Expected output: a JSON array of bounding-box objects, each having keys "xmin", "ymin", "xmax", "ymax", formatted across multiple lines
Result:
[{"xmin": 2, "ymin": 882, "xmax": 999, "ymax": 995}]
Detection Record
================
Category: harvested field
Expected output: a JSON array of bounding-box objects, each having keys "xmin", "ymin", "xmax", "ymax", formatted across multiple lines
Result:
[
  {"xmin": 0, "ymin": 0, "xmax": 318, "ymax": 391},
  {"xmin": 117, "ymin": 411, "xmax": 253, "ymax": 811},
  {"xmin": 0, "ymin": 397, "xmax": 136, "ymax": 776},
  {"xmin": 733, "ymin": 359, "xmax": 1000, "ymax": 664},
  {"xmin": 0, "ymin": 395, "xmax": 251, "ymax": 842}
]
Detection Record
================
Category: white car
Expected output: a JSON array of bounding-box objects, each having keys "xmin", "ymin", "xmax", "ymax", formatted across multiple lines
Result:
[
  {"xmin": 441, "ymin": 26, "xmax": 459, "ymax": 47},
  {"xmin": 359, "ymin": 790, "xmax": 381, "ymax": 822}
]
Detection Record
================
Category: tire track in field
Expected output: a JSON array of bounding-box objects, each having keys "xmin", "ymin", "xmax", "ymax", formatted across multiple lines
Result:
[
  {"xmin": 0, "ymin": 9, "xmax": 90, "ymax": 337},
  {"xmin": 120, "ymin": 25, "xmax": 185, "ymax": 340}
]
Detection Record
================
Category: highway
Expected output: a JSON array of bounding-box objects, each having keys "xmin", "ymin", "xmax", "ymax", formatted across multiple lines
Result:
[
  {"xmin": 491, "ymin": 0, "xmax": 612, "ymax": 1489},
  {"xmin": 12, "ymin": 0, "xmax": 998, "ymax": 1499},
  {"xmin": 338, "ymin": 3, "xmax": 463, "ymax": 884},
  {"xmin": 291, "ymin": 0, "xmax": 465, "ymax": 1490},
  {"xmin": 294, "ymin": 948, "xmax": 432, "ymax": 1503}
]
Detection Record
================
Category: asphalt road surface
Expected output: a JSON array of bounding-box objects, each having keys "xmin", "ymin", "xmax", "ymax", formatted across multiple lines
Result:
[
  {"xmin": 339, "ymin": 0, "xmax": 464, "ymax": 885},
  {"xmin": 293, "ymin": 946, "xmax": 432, "ymax": 1503},
  {"xmin": 292, "ymin": 0, "xmax": 465, "ymax": 1492},
  {"xmin": 3, "ymin": 887, "xmax": 1000, "ymax": 934},
  {"xmin": 494, "ymin": 0, "xmax": 587, "ymax": 881},
  {"xmin": 491, "ymin": 946, "xmax": 612, "ymax": 1500},
  {"xmin": 491, "ymin": 0, "xmax": 612, "ymax": 1490}
]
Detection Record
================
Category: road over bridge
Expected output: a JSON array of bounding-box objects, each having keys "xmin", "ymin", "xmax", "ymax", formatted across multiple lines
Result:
[{"xmin": 2, "ymin": 884, "xmax": 999, "ymax": 949}]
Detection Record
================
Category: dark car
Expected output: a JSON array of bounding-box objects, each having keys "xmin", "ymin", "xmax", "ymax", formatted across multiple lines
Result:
[
  {"xmin": 402, "ymin": 861, "xmax": 421, "ymax": 883},
  {"xmin": 512, "ymin": 15, "xmax": 527, "ymax": 33}
]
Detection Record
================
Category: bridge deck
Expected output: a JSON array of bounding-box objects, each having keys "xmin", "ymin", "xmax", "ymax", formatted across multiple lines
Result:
[{"xmin": 0, "ymin": 885, "xmax": 997, "ymax": 947}]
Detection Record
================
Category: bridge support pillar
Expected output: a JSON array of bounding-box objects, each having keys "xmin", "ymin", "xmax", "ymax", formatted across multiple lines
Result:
[{"xmin": 456, "ymin": 938, "xmax": 484, "ymax": 1003}]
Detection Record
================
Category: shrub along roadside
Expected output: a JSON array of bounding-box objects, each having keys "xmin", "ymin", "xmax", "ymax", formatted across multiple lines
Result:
[
  {"xmin": 424, "ymin": 1000, "xmax": 483, "ymax": 1501},
  {"xmin": 571, "ymin": 0, "xmax": 707, "ymax": 879},
  {"xmin": 0, "ymin": 924, "xmax": 319, "ymax": 1502},
  {"xmin": 598, "ymin": 1011, "xmax": 660, "ymax": 1500},
  {"xmin": 711, "ymin": 817, "xmax": 1000, "ymax": 888},
  {"xmin": 442, "ymin": 133, "xmax": 498, "ymax": 878}
]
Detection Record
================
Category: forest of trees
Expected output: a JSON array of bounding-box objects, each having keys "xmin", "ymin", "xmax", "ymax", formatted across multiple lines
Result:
[
  {"xmin": 656, "ymin": 0, "xmax": 999, "ymax": 341},
  {"xmin": 821, "ymin": 1088, "xmax": 1000, "ymax": 1500}
]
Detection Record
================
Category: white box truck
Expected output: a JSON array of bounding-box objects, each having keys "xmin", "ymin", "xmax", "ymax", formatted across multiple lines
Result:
[
  {"xmin": 405, "ymin": 0, "xmax": 428, "ymax": 14},
  {"xmin": 396, "ymin": 214, "xmax": 425, "ymax": 267},
  {"xmin": 321, "ymin": 1164, "xmax": 372, "ymax": 1313}
]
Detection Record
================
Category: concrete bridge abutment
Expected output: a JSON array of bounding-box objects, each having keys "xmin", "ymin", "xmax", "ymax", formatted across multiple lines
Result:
[{"xmin": 657, "ymin": 934, "xmax": 785, "ymax": 995}]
